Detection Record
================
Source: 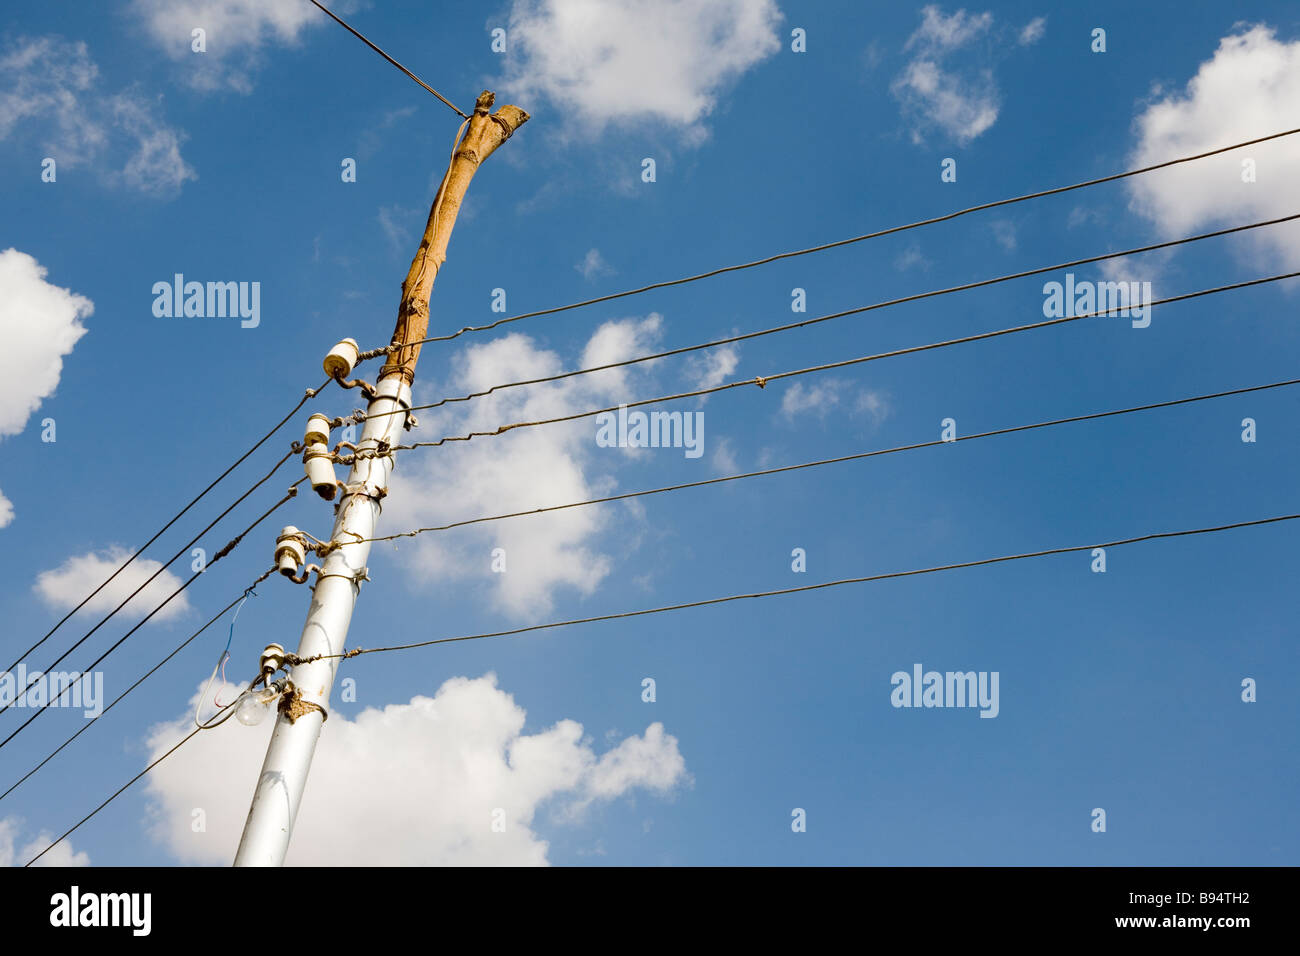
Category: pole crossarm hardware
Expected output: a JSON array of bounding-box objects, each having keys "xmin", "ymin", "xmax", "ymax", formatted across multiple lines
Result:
[{"xmin": 234, "ymin": 90, "xmax": 528, "ymax": 867}]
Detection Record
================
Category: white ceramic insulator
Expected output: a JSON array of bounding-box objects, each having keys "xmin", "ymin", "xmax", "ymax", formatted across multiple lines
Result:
[
  {"xmin": 304, "ymin": 413, "xmax": 331, "ymax": 446},
  {"xmin": 303, "ymin": 443, "xmax": 337, "ymax": 498},
  {"xmin": 322, "ymin": 338, "xmax": 359, "ymax": 379}
]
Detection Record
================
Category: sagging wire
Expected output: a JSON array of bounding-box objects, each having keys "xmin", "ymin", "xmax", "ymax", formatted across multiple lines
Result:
[
  {"xmin": 194, "ymin": 676, "xmax": 258, "ymax": 731},
  {"xmin": 351, "ymin": 216, "xmax": 1300, "ymax": 429},
  {"xmin": 194, "ymin": 583, "xmax": 259, "ymax": 728},
  {"xmin": 0, "ymin": 485, "xmax": 302, "ymax": 753},
  {"xmin": 196, "ymin": 640, "xmax": 293, "ymax": 732},
  {"xmin": 342, "ymin": 269, "xmax": 1300, "ymax": 454},
  {"xmin": 349, "ymin": 126, "xmax": 1300, "ymax": 355}
]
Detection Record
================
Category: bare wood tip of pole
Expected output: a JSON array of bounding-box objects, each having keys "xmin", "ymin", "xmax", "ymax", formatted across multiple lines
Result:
[
  {"xmin": 473, "ymin": 89, "xmax": 529, "ymax": 132},
  {"xmin": 496, "ymin": 104, "xmax": 530, "ymax": 130}
]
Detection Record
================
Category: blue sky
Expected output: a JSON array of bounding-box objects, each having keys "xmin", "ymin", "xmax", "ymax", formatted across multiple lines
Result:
[{"xmin": 1, "ymin": 0, "xmax": 1298, "ymax": 866}]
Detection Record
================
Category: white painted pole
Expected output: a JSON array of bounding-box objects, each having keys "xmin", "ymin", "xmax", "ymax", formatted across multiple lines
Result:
[
  {"xmin": 233, "ymin": 91, "xmax": 527, "ymax": 867},
  {"xmin": 233, "ymin": 378, "xmax": 409, "ymax": 866}
]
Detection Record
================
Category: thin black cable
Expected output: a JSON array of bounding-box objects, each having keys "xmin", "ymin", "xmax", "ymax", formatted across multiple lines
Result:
[
  {"xmin": 359, "ymin": 376, "xmax": 1300, "ymax": 543},
  {"xmin": 364, "ymin": 127, "xmax": 1300, "ymax": 351},
  {"xmin": 306, "ymin": 0, "xmax": 468, "ymax": 118},
  {"xmin": 0, "ymin": 568, "xmax": 277, "ymax": 806},
  {"xmin": 0, "ymin": 486, "xmax": 300, "ymax": 751},
  {"xmin": 0, "ymin": 448, "xmax": 298, "ymax": 718},
  {"xmin": 292, "ymin": 513, "xmax": 1300, "ymax": 663},
  {"xmin": 374, "ymin": 270, "xmax": 1300, "ymax": 449},
  {"xmin": 33, "ymin": 510, "xmax": 1297, "ymax": 865},
  {"xmin": 5, "ymin": 381, "xmax": 325, "ymax": 671},
  {"xmin": 25, "ymin": 713, "xmax": 226, "ymax": 867},
  {"xmin": 361, "ymin": 214, "xmax": 1300, "ymax": 425}
]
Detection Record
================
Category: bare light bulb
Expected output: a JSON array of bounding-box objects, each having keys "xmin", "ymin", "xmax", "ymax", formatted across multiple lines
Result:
[{"xmin": 235, "ymin": 687, "xmax": 278, "ymax": 726}]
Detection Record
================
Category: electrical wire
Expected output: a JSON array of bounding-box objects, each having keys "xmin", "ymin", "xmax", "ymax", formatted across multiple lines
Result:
[
  {"xmin": 306, "ymin": 0, "xmax": 468, "ymax": 119},
  {"xmin": 23, "ymin": 687, "xmax": 250, "ymax": 867},
  {"xmin": 355, "ymin": 376, "xmax": 1300, "ymax": 544},
  {"xmin": 195, "ymin": 677, "xmax": 259, "ymax": 731},
  {"xmin": 358, "ymin": 127, "xmax": 1300, "ymax": 352},
  {"xmin": 289, "ymin": 512, "xmax": 1300, "ymax": 665},
  {"xmin": 196, "ymin": 583, "xmax": 260, "ymax": 725},
  {"xmin": 0, "ymin": 568, "xmax": 277, "ymax": 806},
  {"xmin": 23, "ymin": 130, "xmax": 1300, "ymax": 865},
  {"xmin": 32, "ymin": 510, "xmax": 1297, "ymax": 865},
  {"xmin": 0, "ymin": 487, "xmax": 301, "ymax": 751},
  {"xmin": 358, "ymin": 214, "xmax": 1300, "ymax": 425},
  {"xmin": 364, "ymin": 270, "xmax": 1300, "ymax": 451},
  {"xmin": 0, "ymin": 448, "xmax": 299, "ymax": 718},
  {"xmin": 5, "ymin": 381, "xmax": 325, "ymax": 673}
]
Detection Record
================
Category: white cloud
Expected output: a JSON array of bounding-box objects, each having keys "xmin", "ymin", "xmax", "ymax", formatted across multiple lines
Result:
[
  {"xmin": 909, "ymin": 5, "xmax": 992, "ymax": 50},
  {"xmin": 711, "ymin": 437, "xmax": 738, "ymax": 474},
  {"xmin": 781, "ymin": 380, "xmax": 846, "ymax": 420},
  {"xmin": 0, "ymin": 249, "xmax": 92, "ymax": 529},
  {"xmin": 0, "ymin": 38, "xmax": 104, "ymax": 164},
  {"xmin": 0, "ymin": 817, "xmax": 89, "ymax": 867},
  {"xmin": 1094, "ymin": 251, "xmax": 1167, "ymax": 311},
  {"xmin": 687, "ymin": 343, "xmax": 740, "ymax": 391},
  {"xmin": 1125, "ymin": 25, "xmax": 1300, "ymax": 270},
  {"xmin": 894, "ymin": 244, "xmax": 931, "ymax": 271},
  {"xmin": 144, "ymin": 674, "xmax": 688, "ymax": 865},
  {"xmin": 578, "ymin": 721, "xmax": 684, "ymax": 805},
  {"xmin": 0, "ymin": 36, "xmax": 194, "ymax": 194},
  {"xmin": 576, "ymin": 248, "xmax": 614, "ymax": 281},
  {"xmin": 108, "ymin": 92, "xmax": 194, "ymax": 194},
  {"xmin": 891, "ymin": 5, "xmax": 999, "ymax": 145},
  {"xmin": 385, "ymin": 316, "xmax": 663, "ymax": 618},
  {"xmin": 0, "ymin": 251, "xmax": 89, "ymax": 438},
  {"xmin": 130, "ymin": 0, "xmax": 340, "ymax": 92},
  {"xmin": 781, "ymin": 379, "xmax": 891, "ymax": 428},
  {"xmin": 34, "ymin": 546, "xmax": 191, "ymax": 623},
  {"xmin": 1067, "ymin": 205, "xmax": 1104, "ymax": 229},
  {"xmin": 357, "ymin": 105, "xmax": 418, "ymax": 160},
  {"xmin": 377, "ymin": 204, "xmax": 420, "ymax": 253},
  {"xmin": 500, "ymin": 0, "xmax": 782, "ymax": 137},
  {"xmin": 855, "ymin": 390, "xmax": 891, "ymax": 427},
  {"xmin": 1018, "ymin": 16, "xmax": 1047, "ymax": 46},
  {"xmin": 579, "ymin": 312, "xmax": 664, "ymax": 394},
  {"xmin": 990, "ymin": 219, "xmax": 1017, "ymax": 251}
]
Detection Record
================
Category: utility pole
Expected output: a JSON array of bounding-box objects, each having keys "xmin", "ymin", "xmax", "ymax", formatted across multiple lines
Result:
[{"xmin": 234, "ymin": 91, "xmax": 528, "ymax": 866}]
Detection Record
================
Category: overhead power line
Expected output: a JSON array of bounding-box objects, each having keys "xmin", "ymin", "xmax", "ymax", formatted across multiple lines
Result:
[
  {"xmin": 355, "ymin": 376, "xmax": 1300, "ymax": 544},
  {"xmin": 6, "ymin": 382, "xmax": 325, "ymax": 672},
  {"xmin": 357, "ymin": 126, "xmax": 1300, "ymax": 354},
  {"xmin": 306, "ymin": 0, "xmax": 468, "ymax": 119},
  {"xmin": 25, "ymin": 710, "xmax": 233, "ymax": 867},
  {"xmin": 363, "ymin": 214, "xmax": 1300, "ymax": 420},
  {"xmin": 0, "ymin": 568, "xmax": 277, "ymax": 806},
  {"xmin": 367, "ymin": 269, "xmax": 1300, "ymax": 451},
  {"xmin": 37, "ymin": 509, "xmax": 1297, "ymax": 866},
  {"xmin": 0, "ymin": 486, "xmax": 301, "ymax": 751},
  {"xmin": 291, "ymin": 512, "xmax": 1300, "ymax": 664},
  {"xmin": 0, "ymin": 448, "xmax": 298, "ymax": 718}
]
